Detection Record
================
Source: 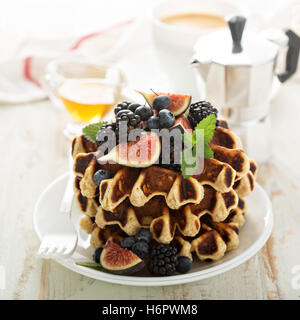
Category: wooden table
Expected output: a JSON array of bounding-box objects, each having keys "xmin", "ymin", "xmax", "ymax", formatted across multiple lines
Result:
[{"xmin": 1, "ymin": 2, "xmax": 300, "ymax": 299}]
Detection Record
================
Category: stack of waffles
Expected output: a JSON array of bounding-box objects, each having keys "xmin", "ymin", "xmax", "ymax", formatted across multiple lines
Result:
[{"xmin": 71, "ymin": 120, "xmax": 257, "ymax": 262}]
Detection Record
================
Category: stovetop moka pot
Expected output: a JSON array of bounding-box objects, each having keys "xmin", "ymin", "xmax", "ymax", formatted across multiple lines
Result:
[{"xmin": 191, "ymin": 15, "xmax": 300, "ymax": 124}]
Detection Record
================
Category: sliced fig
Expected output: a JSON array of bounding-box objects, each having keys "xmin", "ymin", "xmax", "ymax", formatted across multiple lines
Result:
[
  {"xmin": 138, "ymin": 91, "xmax": 191, "ymax": 116},
  {"xmin": 172, "ymin": 115, "xmax": 193, "ymax": 133},
  {"xmin": 98, "ymin": 131, "xmax": 161, "ymax": 168},
  {"xmin": 100, "ymin": 240, "xmax": 145, "ymax": 275}
]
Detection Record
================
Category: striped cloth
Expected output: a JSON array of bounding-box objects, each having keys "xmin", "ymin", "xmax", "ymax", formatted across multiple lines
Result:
[{"xmin": 0, "ymin": 18, "xmax": 135, "ymax": 104}]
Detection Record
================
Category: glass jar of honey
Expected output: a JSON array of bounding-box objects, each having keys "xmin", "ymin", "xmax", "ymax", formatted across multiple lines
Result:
[{"xmin": 44, "ymin": 56, "xmax": 126, "ymax": 138}]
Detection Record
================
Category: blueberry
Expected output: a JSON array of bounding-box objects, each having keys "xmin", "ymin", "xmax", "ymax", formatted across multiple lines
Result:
[
  {"xmin": 152, "ymin": 95, "xmax": 171, "ymax": 111},
  {"xmin": 176, "ymin": 256, "xmax": 192, "ymax": 274},
  {"xmin": 131, "ymin": 241, "xmax": 149, "ymax": 259},
  {"xmin": 93, "ymin": 248, "xmax": 103, "ymax": 263},
  {"xmin": 135, "ymin": 228, "xmax": 152, "ymax": 243},
  {"xmin": 93, "ymin": 169, "xmax": 111, "ymax": 186},
  {"xmin": 128, "ymin": 103, "xmax": 141, "ymax": 113},
  {"xmin": 147, "ymin": 116, "xmax": 160, "ymax": 130},
  {"xmin": 121, "ymin": 237, "xmax": 136, "ymax": 249},
  {"xmin": 116, "ymin": 109, "xmax": 133, "ymax": 118},
  {"xmin": 158, "ymin": 109, "xmax": 175, "ymax": 128},
  {"xmin": 135, "ymin": 105, "xmax": 153, "ymax": 121}
]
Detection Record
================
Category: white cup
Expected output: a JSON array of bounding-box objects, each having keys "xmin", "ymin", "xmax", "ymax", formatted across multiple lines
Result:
[{"xmin": 150, "ymin": 0, "xmax": 242, "ymax": 99}]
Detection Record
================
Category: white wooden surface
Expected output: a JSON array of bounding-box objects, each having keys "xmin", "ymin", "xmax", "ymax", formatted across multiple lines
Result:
[{"xmin": 1, "ymin": 0, "xmax": 300, "ymax": 300}]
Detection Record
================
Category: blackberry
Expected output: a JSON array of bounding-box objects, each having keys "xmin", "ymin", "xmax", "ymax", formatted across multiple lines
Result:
[
  {"xmin": 148, "ymin": 243, "xmax": 177, "ymax": 276},
  {"xmin": 188, "ymin": 101, "xmax": 218, "ymax": 129},
  {"xmin": 116, "ymin": 109, "xmax": 133, "ymax": 118},
  {"xmin": 116, "ymin": 110, "xmax": 134, "ymax": 124},
  {"xmin": 114, "ymin": 100, "xmax": 131, "ymax": 115},
  {"xmin": 113, "ymin": 109, "xmax": 143, "ymax": 147},
  {"xmin": 115, "ymin": 112, "xmax": 143, "ymax": 140},
  {"xmin": 96, "ymin": 122, "xmax": 118, "ymax": 151},
  {"xmin": 129, "ymin": 114, "xmax": 142, "ymax": 127}
]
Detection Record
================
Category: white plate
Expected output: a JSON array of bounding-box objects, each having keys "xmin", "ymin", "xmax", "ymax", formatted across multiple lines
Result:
[{"xmin": 33, "ymin": 173, "xmax": 273, "ymax": 286}]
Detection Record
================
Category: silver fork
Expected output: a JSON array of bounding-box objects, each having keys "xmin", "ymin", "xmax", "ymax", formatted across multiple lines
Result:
[{"xmin": 37, "ymin": 153, "xmax": 78, "ymax": 259}]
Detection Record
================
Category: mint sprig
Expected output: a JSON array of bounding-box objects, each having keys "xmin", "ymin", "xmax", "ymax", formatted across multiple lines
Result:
[
  {"xmin": 181, "ymin": 114, "xmax": 216, "ymax": 178},
  {"xmin": 82, "ymin": 121, "xmax": 108, "ymax": 143},
  {"xmin": 181, "ymin": 149, "xmax": 199, "ymax": 179},
  {"xmin": 195, "ymin": 113, "xmax": 217, "ymax": 144},
  {"xmin": 75, "ymin": 262, "xmax": 104, "ymax": 271}
]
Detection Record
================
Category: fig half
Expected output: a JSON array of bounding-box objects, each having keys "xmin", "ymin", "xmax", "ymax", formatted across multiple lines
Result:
[
  {"xmin": 138, "ymin": 91, "xmax": 191, "ymax": 117},
  {"xmin": 171, "ymin": 115, "xmax": 193, "ymax": 133},
  {"xmin": 98, "ymin": 131, "xmax": 161, "ymax": 168},
  {"xmin": 100, "ymin": 240, "xmax": 145, "ymax": 275}
]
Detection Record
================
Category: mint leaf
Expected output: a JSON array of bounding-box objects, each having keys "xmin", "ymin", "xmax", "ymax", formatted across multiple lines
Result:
[
  {"xmin": 182, "ymin": 132, "xmax": 194, "ymax": 148},
  {"xmin": 75, "ymin": 262, "xmax": 103, "ymax": 271},
  {"xmin": 194, "ymin": 114, "xmax": 216, "ymax": 144},
  {"xmin": 204, "ymin": 144, "xmax": 214, "ymax": 159},
  {"xmin": 180, "ymin": 148, "xmax": 198, "ymax": 178},
  {"xmin": 82, "ymin": 122, "xmax": 108, "ymax": 143},
  {"xmin": 180, "ymin": 114, "xmax": 216, "ymax": 178}
]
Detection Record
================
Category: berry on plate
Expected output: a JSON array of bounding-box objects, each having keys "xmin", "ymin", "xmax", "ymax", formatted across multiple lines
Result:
[
  {"xmin": 128, "ymin": 103, "xmax": 141, "ymax": 113},
  {"xmin": 135, "ymin": 105, "xmax": 153, "ymax": 121},
  {"xmin": 135, "ymin": 228, "xmax": 152, "ymax": 243},
  {"xmin": 131, "ymin": 241, "xmax": 149, "ymax": 260},
  {"xmin": 152, "ymin": 95, "xmax": 171, "ymax": 111},
  {"xmin": 148, "ymin": 243, "xmax": 177, "ymax": 276},
  {"xmin": 121, "ymin": 237, "xmax": 136, "ymax": 250},
  {"xmin": 188, "ymin": 101, "xmax": 218, "ymax": 129},
  {"xmin": 158, "ymin": 109, "xmax": 175, "ymax": 128},
  {"xmin": 176, "ymin": 256, "xmax": 192, "ymax": 274},
  {"xmin": 147, "ymin": 116, "xmax": 160, "ymax": 130},
  {"xmin": 93, "ymin": 247, "xmax": 103, "ymax": 263},
  {"xmin": 114, "ymin": 101, "xmax": 131, "ymax": 115},
  {"xmin": 93, "ymin": 169, "xmax": 111, "ymax": 186}
]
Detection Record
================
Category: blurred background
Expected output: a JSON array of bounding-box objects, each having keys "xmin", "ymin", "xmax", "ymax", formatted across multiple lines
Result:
[{"xmin": 0, "ymin": 0, "xmax": 299, "ymax": 168}]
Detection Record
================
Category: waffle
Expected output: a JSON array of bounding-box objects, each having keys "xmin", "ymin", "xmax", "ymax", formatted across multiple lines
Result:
[
  {"xmin": 90, "ymin": 225, "xmax": 126, "ymax": 248},
  {"xmin": 172, "ymin": 197, "xmax": 246, "ymax": 262},
  {"xmin": 72, "ymin": 119, "xmax": 257, "ymax": 261},
  {"xmin": 72, "ymin": 134, "xmax": 97, "ymax": 158},
  {"xmin": 95, "ymin": 196, "xmax": 201, "ymax": 243},
  {"xmin": 95, "ymin": 184, "xmax": 239, "ymax": 243},
  {"xmin": 74, "ymin": 176, "xmax": 99, "ymax": 217},
  {"xmin": 100, "ymin": 165, "xmax": 204, "ymax": 211}
]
